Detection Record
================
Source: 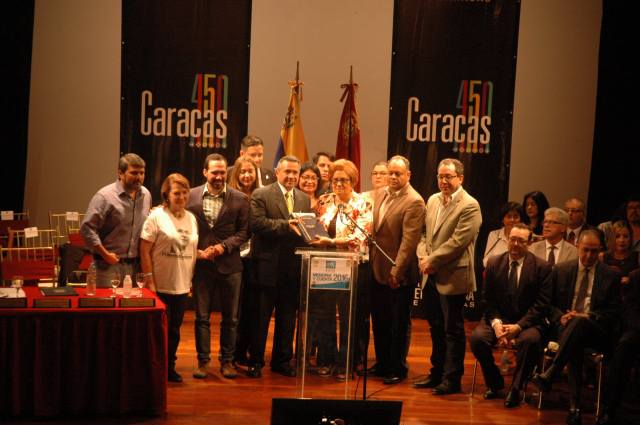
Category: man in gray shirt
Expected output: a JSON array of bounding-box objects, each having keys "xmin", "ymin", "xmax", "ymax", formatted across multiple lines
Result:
[{"xmin": 80, "ymin": 153, "xmax": 151, "ymax": 287}]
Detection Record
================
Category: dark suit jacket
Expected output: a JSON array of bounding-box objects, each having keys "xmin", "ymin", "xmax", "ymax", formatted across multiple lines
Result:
[
  {"xmin": 371, "ymin": 184, "xmax": 425, "ymax": 286},
  {"xmin": 187, "ymin": 184, "xmax": 249, "ymax": 274},
  {"xmin": 482, "ymin": 251, "xmax": 552, "ymax": 330},
  {"xmin": 227, "ymin": 165, "xmax": 275, "ymax": 187},
  {"xmin": 548, "ymin": 260, "xmax": 622, "ymax": 331},
  {"xmin": 624, "ymin": 269, "xmax": 640, "ymax": 332},
  {"xmin": 250, "ymin": 183, "xmax": 311, "ymax": 287}
]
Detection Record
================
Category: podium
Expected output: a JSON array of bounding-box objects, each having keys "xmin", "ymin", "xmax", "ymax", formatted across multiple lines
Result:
[{"xmin": 295, "ymin": 247, "xmax": 362, "ymax": 399}]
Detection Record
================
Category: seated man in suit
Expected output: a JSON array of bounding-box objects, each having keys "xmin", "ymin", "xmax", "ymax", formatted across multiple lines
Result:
[
  {"xmin": 529, "ymin": 207, "xmax": 578, "ymax": 266},
  {"xmin": 470, "ymin": 223, "xmax": 552, "ymax": 407},
  {"xmin": 596, "ymin": 268, "xmax": 640, "ymax": 425},
  {"xmin": 532, "ymin": 229, "xmax": 621, "ymax": 425},
  {"xmin": 564, "ymin": 198, "xmax": 593, "ymax": 246}
]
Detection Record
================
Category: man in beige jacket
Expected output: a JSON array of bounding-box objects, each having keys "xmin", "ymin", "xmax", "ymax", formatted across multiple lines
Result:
[{"xmin": 414, "ymin": 158, "xmax": 482, "ymax": 395}]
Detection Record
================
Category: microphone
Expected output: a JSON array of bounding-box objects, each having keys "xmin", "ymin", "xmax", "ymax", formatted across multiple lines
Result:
[{"xmin": 337, "ymin": 203, "xmax": 345, "ymax": 213}]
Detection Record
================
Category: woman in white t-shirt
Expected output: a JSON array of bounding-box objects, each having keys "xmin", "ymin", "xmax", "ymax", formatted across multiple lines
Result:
[{"xmin": 140, "ymin": 173, "xmax": 199, "ymax": 383}]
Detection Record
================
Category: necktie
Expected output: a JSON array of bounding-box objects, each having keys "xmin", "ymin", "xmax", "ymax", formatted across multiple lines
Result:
[
  {"xmin": 378, "ymin": 192, "xmax": 395, "ymax": 223},
  {"xmin": 567, "ymin": 231, "xmax": 576, "ymax": 245},
  {"xmin": 574, "ymin": 267, "xmax": 590, "ymax": 312},
  {"xmin": 285, "ymin": 191, "xmax": 294, "ymax": 214},
  {"xmin": 548, "ymin": 245, "xmax": 556, "ymax": 265},
  {"xmin": 508, "ymin": 260, "xmax": 519, "ymax": 294}
]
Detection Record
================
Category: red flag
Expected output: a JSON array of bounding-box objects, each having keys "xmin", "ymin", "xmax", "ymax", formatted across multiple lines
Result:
[{"xmin": 335, "ymin": 81, "xmax": 361, "ymax": 191}]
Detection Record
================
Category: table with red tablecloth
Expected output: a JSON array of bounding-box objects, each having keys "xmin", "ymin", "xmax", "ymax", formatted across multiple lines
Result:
[{"xmin": 0, "ymin": 287, "xmax": 167, "ymax": 418}]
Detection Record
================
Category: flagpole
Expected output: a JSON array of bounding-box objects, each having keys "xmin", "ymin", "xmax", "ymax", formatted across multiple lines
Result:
[
  {"xmin": 295, "ymin": 61, "xmax": 300, "ymax": 97},
  {"xmin": 348, "ymin": 66, "xmax": 353, "ymax": 155}
]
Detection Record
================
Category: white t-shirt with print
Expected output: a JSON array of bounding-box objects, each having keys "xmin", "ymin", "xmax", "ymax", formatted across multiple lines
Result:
[{"xmin": 141, "ymin": 207, "xmax": 198, "ymax": 295}]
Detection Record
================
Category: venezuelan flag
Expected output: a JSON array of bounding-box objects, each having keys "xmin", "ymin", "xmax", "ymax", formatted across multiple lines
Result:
[{"xmin": 273, "ymin": 80, "xmax": 309, "ymax": 168}]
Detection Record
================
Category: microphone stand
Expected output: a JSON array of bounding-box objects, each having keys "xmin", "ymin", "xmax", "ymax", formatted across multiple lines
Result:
[{"xmin": 338, "ymin": 204, "xmax": 395, "ymax": 400}]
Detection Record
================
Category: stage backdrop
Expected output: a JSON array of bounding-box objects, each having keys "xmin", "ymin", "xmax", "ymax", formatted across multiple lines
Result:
[
  {"xmin": 388, "ymin": 0, "xmax": 520, "ymax": 317},
  {"xmin": 121, "ymin": 0, "xmax": 251, "ymax": 199}
]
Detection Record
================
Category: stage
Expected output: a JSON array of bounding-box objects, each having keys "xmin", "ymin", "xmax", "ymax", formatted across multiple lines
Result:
[{"xmin": 6, "ymin": 311, "xmax": 640, "ymax": 425}]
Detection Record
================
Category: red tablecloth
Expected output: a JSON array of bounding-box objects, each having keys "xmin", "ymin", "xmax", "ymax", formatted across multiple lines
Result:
[{"xmin": 0, "ymin": 287, "xmax": 167, "ymax": 418}]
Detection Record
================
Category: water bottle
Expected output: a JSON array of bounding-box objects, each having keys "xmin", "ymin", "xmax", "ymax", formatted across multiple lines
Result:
[
  {"xmin": 123, "ymin": 274, "xmax": 132, "ymax": 298},
  {"xmin": 500, "ymin": 349, "xmax": 510, "ymax": 374},
  {"xmin": 86, "ymin": 262, "xmax": 97, "ymax": 296}
]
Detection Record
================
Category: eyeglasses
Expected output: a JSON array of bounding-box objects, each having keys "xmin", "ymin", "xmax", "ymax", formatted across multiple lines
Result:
[
  {"xmin": 436, "ymin": 174, "xmax": 458, "ymax": 182},
  {"xmin": 565, "ymin": 208, "xmax": 584, "ymax": 214},
  {"xmin": 508, "ymin": 237, "xmax": 528, "ymax": 245},
  {"xmin": 332, "ymin": 178, "xmax": 351, "ymax": 185},
  {"xmin": 300, "ymin": 175, "xmax": 318, "ymax": 181}
]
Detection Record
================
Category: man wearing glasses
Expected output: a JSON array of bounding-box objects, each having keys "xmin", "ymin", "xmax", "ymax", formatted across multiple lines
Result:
[
  {"xmin": 415, "ymin": 158, "xmax": 482, "ymax": 395},
  {"xmin": 564, "ymin": 198, "xmax": 594, "ymax": 246},
  {"xmin": 469, "ymin": 223, "xmax": 552, "ymax": 407},
  {"xmin": 530, "ymin": 207, "xmax": 578, "ymax": 265}
]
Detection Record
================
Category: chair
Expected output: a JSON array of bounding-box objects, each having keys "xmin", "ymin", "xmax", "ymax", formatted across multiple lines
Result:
[
  {"xmin": 1, "ymin": 228, "xmax": 58, "ymax": 286},
  {"xmin": 0, "ymin": 210, "xmax": 30, "ymax": 247},
  {"xmin": 537, "ymin": 342, "xmax": 604, "ymax": 417},
  {"xmin": 469, "ymin": 346, "xmax": 523, "ymax": 398},
  {"xmin": 57, "ymin": 232, "xmax": 92, "ymax": 286},
  {"xmin": 49, "ymin": 211, "xmax": 85, "ymax": 246}
]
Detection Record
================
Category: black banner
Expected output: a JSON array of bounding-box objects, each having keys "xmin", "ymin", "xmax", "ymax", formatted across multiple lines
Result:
[
  {"xmin": 121, "ymin": 0, "xmax": 251, "ymax": 199},
  {"xmin": 389, "ymin": 0, "xmax": 520, "ymax": 317}
]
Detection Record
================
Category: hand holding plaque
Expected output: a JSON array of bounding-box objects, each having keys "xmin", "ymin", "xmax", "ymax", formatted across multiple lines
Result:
[{"xmin": 292, "ymin": 213, "xmax": 329, "ymax": 244}]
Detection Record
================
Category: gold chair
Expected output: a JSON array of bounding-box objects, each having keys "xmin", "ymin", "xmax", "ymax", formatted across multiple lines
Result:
[
  {"xmin": 0, "ymin": 210, "xmax": 30, "ymax": 247},
  {"xmin": 49, "ymin": 211, "xmax": 85, "ymax": 246},
  {"xmin": 1, "ymin": 228, "xmax": 58, "ymax": 286}
]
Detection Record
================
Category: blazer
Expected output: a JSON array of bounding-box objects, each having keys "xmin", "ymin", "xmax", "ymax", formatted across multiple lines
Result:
[
  {"xmin": 529, "ymin": 239, "xmax": 577, "ymax": 264},
  {"xmin": 187, "ymin": 184, "xmax": 250, "ymax": 274},
  {"xmin": 250, "ymin": 183, "xmax": 311, "ymax": 287},
  {"xmin": 416, "ymin": 187, "xmax": 482, "ymax": 295},
  {"xmin": 371, "ymin": 184, "xmax": 425, "ymax": 286},
  {"xmin": 548, "ymin": 260, "xmax": 621, "ymax": 331},
  {"xmin": 482, "ymin": 251, "xmax": 552, "ymax": 331}
]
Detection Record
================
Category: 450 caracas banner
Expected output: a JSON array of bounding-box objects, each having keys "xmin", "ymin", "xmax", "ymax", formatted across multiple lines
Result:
[
  {"xmin": 389, "ymin": 0, "xmax": 520, "ymax": 317},
  {"xmin": 121, "ymin": 0, "xmax": 251, "ymax": 198}
]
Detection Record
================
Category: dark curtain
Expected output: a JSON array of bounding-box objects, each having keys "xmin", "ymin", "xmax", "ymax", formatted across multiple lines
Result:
[
  {"xmin": 588, "ymin": 1, "xmax": 639, "ymax": 224},
  {"xmin": 3, "ymin": 1, "xmax": 34, "ymax": 212}
]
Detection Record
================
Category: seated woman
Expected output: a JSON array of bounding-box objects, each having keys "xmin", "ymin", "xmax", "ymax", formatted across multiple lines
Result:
[
  {"xmin": 310, "ymin": 159, "xmax": 373, "ymax": 380},
  {"xmin": 140, "ymin": 173, "xmax": 199, "ymax": 383},
  {"xmin": 298, "ymin": 162, "xmax": 322, "ymax": 212},
  {"xmin": 603, "ymin": 220, "xmax": 640, "ymax": 285},
  {"xmin": 482, "ymin": 201, "xmax": 524, "ymax": 267},
  {"xmin": 522, "ymin": 191, "xmax": 549, "ymax": 240}
]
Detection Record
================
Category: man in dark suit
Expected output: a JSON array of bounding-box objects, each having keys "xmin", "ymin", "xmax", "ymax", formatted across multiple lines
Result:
[
  {"xmin": 532, "ymin": 229, "xmax": 621, "ymax": 425},
  {"xmin": 227, "ymin": 135, "xmax": 275, "ymax": 187},
  {"xmin": 188, "ymin": 153, "xmax": 249, "ymax": 380},
  {"xmin": 247, "ymin": 155, "xmax": 311, "ymax": 378},
  {"xmin": 470, "ymin": 223, "xmax": 552, "ymax": 407},
  {"xmin": 564, "ymin": 197, "xmax": 595, "ymax": 246},
  {"xmin": 415, "ymin": 158, "xmax": 482, "ymax": 395},
  {"xmin": 597, "ymin": 269, "xmax": 640, "ymax": 425},
  {"xmin": 370, "ymin": 155, "xmax": 425, "ymax": 385}
]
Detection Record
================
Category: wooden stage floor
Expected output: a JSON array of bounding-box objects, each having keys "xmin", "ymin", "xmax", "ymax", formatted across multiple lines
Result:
[{"xmin": 9, "ymin": 311, "xmax": 640, "ymax": 425}]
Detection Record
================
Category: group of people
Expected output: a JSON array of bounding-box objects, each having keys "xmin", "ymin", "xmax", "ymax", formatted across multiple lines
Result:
[
  {"xmin": 78, "ymin": 138, "xmax": 640, "ymax": 425},
  {"xmin": 473, "ymin": 192, "xmax": 640, "ymax": 425}
]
